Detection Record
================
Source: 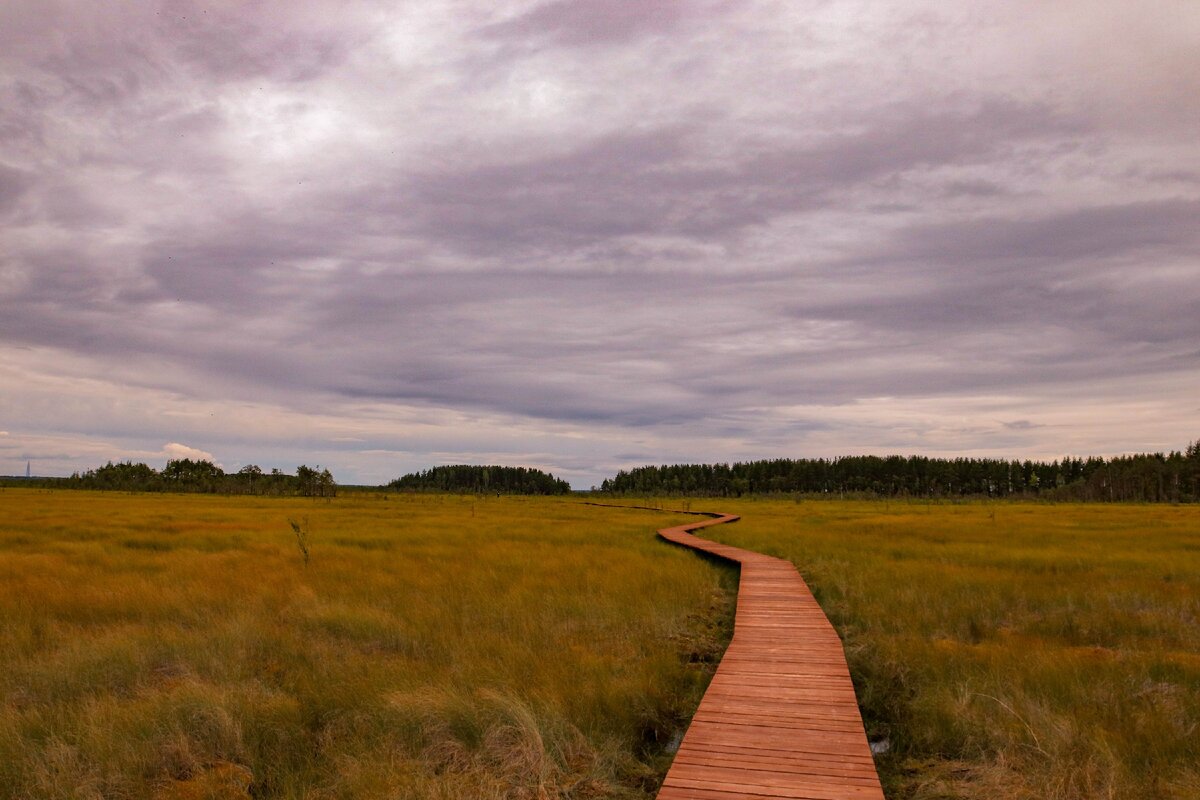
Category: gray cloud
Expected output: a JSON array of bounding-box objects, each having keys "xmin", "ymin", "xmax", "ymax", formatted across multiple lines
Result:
[
  {"xmin": 160, "ymin": 6, "xmax": 354, "ymax": 84},
  {"xmin": 0, "ymin": 162, "xmax": 33, "ymax": 215},
  {"xmin": 376, "ymin": 98, "xmax": 1082, "ymax": 260},
  {"xmin": 481, "ymin": 0, "xmax": 694, "ymax": 46},
  {"xmin": 1, "ymin": 0, "xmax": 1198, "ymax": 485},
  {"xmin": 892, "ymin": 199, "xmax": 1200, "ymax": 266}
]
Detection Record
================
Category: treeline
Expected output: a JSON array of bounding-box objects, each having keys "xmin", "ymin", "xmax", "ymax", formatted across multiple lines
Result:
[
  {"xmin": 599, "ymin": 443, "xmax": 1200, "ymax": 502},
  {"xmin": 63, "ymin": 459, "xmax": 337, "ymax": 496},
  {"xmin": 389, "ymin": 465, "xmax": 571, "ymax": 495}
]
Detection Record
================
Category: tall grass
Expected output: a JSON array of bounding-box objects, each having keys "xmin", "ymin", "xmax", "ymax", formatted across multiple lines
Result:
[
  {"xmin": 9, "ymin": 489, "xmax": 1193, "ymax": 799},
  {"xmin": 689, "ymin": 498, "xmax": 1200, "ymax": 800},
  {"xmin": 0, "ymin": 489, "xmax": 734, "ymax": 799}
]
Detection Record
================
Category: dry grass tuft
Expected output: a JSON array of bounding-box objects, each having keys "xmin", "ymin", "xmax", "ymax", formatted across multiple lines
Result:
[{"xmin": 153, "ymin": 761, "xmax": 253, "ymax": 800}]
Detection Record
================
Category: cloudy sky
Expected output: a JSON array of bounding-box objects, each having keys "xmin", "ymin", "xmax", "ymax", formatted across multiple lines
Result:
[{"xmin": 2, "ymin": 1, "xmax": 1198, "ymax": 487}]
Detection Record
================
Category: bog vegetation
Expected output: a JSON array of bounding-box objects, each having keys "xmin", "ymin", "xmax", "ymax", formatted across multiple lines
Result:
[
  {"xmin": 4, "ymin": 488, "xmax": 1198, "ymax": 800},
  {"xmin": 0, "ymin": 490, "xmax": 733, "ymax": 800},
  {"xmin": 690, "ymin": 498, "xmax": 1200, "ymax": 800}
]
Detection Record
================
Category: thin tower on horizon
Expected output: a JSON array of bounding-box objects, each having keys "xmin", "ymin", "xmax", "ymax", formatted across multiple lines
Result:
[{"xmin": 26, "ymin": 460, "xmax": 31, "ymax": 479}]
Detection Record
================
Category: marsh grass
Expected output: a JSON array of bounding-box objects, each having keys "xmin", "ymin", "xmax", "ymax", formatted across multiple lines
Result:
[
  {"xmin": 0, "ymin": 489, "xmax": 734, "ymax": 799},
  {"xmin": 8, "ymin": 489, "xmax": 1194, "ymax": 799},
  {"xmin": 684, "ymin": 498, "xmax": 1200, "ymax": 800}
]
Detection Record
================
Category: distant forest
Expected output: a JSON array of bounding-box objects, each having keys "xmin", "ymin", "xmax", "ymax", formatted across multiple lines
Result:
[
  {"xmin": 8, "ymin": 443, "xmax": 1199, "ymax": 502},
  {"xmin": 389, "ymin": 465, "xmax": 571, "ymax": 495},
  {"xmin": 28, "ymin": 459, "xmax": 339, "ymax": 496},
  {"xmin": 599, "ymin": 443, "xmax": 1200, "ymax": 502}
]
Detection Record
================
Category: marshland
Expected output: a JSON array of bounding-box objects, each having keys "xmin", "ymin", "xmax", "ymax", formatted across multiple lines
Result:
[
  {"xmin": 0, "ymin": 490, "xmax": 732, "ymax": 799},
  {"xmin": 2, "ymin": 488, "xmax": 1197, "ymax": 799}
]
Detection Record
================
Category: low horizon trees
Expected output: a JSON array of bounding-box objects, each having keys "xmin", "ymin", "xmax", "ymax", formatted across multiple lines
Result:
[
  {"xmin": 388, "ymin": 464, "xmax": 571, "ymax": 495},
  {"xmin": 63, "ymin": 460, "xmax": 337, "ymax": 496},
  {"xmin": 599, "ymin": 441, "xmax": 1200, "ymax": 502}
]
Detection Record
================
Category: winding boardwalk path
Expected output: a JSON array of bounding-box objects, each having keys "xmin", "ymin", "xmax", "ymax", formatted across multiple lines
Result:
[{"xmin": 655, "ymin": 512, "xmax": 884, "ymax": 800}]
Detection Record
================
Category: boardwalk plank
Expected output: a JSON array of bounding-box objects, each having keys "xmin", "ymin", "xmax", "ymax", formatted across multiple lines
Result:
[{"xmin": 656, "ymin": 513, "xmax": 884, "ymax": 800}]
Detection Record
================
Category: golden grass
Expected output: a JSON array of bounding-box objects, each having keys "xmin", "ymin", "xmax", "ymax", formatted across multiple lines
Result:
[
  {"xmin": 677, "ymin": 498, "xmax": 1200, "ymax": 800},
  {"xmin": 7, "ymin": 489, "xmax": 1197, "ymax": 799},
  {"xmin": 0, "ymin": 489, "xmax": 734, "ymax": 800}
]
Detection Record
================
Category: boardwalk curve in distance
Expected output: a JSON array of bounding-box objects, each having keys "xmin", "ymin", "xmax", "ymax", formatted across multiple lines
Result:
[{"xmin": 656, "ymin": 512, "xmax": 885, "ymax": 800}]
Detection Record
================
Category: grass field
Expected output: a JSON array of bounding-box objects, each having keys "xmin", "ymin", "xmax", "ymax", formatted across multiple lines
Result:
[
  {"xmin": 687, "ymin": 498, "xmax": 1200, "ymax": 800},
  {"xmin": 4, "ymin": 490, "xmax": 1198, "ymax": 799},
  {"xmin": 0, "ymin": 489, "xmax": 734, "ymax": 800}
]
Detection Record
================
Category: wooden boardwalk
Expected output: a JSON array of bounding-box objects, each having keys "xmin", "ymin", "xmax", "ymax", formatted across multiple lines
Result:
[{"xmin": 656, "ymin": 513, "xmax": 884, "ymax": 800}]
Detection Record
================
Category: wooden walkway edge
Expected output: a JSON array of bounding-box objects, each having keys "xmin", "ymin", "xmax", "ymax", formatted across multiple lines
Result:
[{"xmin": 655, "ymin": 512, "xmax": 885, "ymax": 800}]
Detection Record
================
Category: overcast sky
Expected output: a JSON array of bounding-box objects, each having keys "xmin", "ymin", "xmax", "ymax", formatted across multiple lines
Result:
[{"xmin": 2, "ymin": 1, "xmax": 1198, "ymax": 487}]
